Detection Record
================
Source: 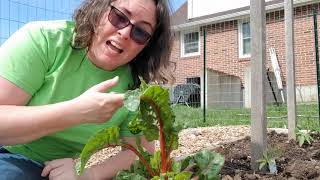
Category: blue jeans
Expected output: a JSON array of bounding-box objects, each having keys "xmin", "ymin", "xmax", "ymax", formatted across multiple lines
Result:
[{"xmin": 0, "ymin": 147, "xmax": 48, "ymax": 180}]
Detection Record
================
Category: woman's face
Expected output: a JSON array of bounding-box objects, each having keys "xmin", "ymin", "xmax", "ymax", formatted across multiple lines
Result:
[{"xmin": 87, "ymin": 0, "xmax": 156, "ymax": 71}]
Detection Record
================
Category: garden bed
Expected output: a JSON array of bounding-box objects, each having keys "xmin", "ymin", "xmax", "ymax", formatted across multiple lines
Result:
[
  {"xmin": 87, "ymin": 125, "xmax": 320, "ymax": 179},
  {"xmin": 216, "ymin": 130, "xmax": 320, "ymax": 179}
]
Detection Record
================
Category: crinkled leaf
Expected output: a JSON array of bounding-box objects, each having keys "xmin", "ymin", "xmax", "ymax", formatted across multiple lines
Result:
[
  {"xmin": 144, "ymin": 124, "xmax": 159, "ymax": 141},
  {"xmin": 115, "ymin": 171, "xmax": 147, "ymax": 180},
  {"xmin": 150, "ymin": 150, "xmax": 161, "ymax": 171},
  {"xmin": 174, "ymin": 172, "xmax": 192, "ymax": 180},
  {"xmin": 117, "ymin": 159, "xmax": 150, "ymax": 179},
  {"xmin": 171, "ymin": 161, "xmax": 181, "ymax": 173},
  {"xmin": 126, "ymin": 79, "xmax": 178, "ymax": 153},
  {"xmin": 141, "ymin": 85, "xmax": 178, "ymax": 152},
  {"xmin": 193, "ymin": 150, "xmax": 224, "ymax": 180},
  {"xmin": 139, "ymin": 76, "xmax": 148, "ymax": 92},
  {"xmin": 128, "ymin": 115, "xmax": 145, "ymax": 134},
  {"xmin": 180, "ymin": 156, "xmax": 194, "ymax": 171},
  {"xmin": 123, "ymin": 78, "xmax": 191, "ymax": 178},
  {"xmin": 170, "ymin": 133, "xmax": 179, "ymax": 150},
  {"xmin": 165, "ymin": 172, "xmax": 175, "ymax": 179},
  {"xmin": 125, "ymin": 89, "xmax": 141, "ymax": 112},
  {"xmin": 79, "ymin": 127, "xmax": 120, "ymax": 174}
]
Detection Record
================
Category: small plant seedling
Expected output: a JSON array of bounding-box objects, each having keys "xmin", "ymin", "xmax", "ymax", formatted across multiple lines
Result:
[
  {"xmin": 257, "ymin": 146, "xmax": 282, "ymax": 174},
  {"xmin": 77, "ymin": 78, "xmax": 225, "ymax": 179},
  {"xmin": 295, "ymin": 128, "xmax": 314, "ymax": 147},
  {"xmin": 311, "ymin": 127, "xmax": 320, "ymax": 135}
]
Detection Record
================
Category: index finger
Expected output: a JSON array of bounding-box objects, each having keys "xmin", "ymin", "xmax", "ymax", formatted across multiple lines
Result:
[{"xmin": 104, "ymin": 93, "xmax": 125, "ymax": 101}]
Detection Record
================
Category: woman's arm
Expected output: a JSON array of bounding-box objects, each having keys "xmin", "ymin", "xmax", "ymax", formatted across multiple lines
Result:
[{"xmin": 0, "ymin": 76, "xmax": 124, "ymax": 145}]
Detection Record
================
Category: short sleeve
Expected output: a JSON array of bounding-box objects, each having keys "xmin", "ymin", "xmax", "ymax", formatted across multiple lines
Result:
[{"xmin": 0, "ymin": 22, "xmax": 49, "ymax": 95}]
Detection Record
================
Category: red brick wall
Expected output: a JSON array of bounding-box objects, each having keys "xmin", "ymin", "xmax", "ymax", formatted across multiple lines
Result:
[{"xmin": 171, "ymin": 3, "xmax": 320, "ymax": 87}]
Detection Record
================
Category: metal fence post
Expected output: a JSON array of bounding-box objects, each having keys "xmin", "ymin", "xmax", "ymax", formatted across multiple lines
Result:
[
  {"xmin": 203, "ymin": 28, "xmax": 207, "ymax": 123},
  {"xmin": 313, "ymin": 7, "xmax": 320, "ymax": 126}
]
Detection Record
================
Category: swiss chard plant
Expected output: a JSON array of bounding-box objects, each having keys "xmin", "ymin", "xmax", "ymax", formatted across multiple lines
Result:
[
  {"xmin": 295, "ymin": 128, "xmax": 314, "ymax": 147},
  {"xmin": 78, "ymin": 79, "xmax": 225, "ymax": 179},
  {"xmin": 256, "ymin": 146, "xmax": 282, "ymax": 174}
]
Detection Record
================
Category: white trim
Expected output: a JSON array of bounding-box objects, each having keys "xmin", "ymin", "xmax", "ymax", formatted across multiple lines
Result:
[
  {"xmin": 180, "ymin": 29, "xmax": 201, "ymax": 58},
  {"xmin": 238, "ymin": 19, "xmax": 251, "ymax": 58},
  {"xmin": 173, "ymin": 0, "xmax": 318, "ymax": 31}
]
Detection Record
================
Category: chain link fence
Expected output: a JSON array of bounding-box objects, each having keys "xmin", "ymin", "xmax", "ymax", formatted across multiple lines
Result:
[
  {"xmin": 171, "ymin": 3, "xmax": 320, "ymax": 130},
  {"xmin": 0, "ymin": 0, "xmax": 82, "ymax": 45}
]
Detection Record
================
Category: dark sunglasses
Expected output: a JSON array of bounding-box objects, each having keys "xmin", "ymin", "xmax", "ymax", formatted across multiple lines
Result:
[{"xmin": 108, "ymin": 5, "xmax": 152, "ymax": 45}]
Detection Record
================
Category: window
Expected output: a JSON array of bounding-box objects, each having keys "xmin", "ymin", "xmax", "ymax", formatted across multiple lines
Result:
[
  {"xmin": 238, "ymin": 21, "xmax": 251, "ymax": 58},
  {"xmin": 181, "ymin": 29, "xmax": 200, "ymax": 57},
  {"xmin": 187, "ymin": 77, "xmax": 200, "ymax": 85}
]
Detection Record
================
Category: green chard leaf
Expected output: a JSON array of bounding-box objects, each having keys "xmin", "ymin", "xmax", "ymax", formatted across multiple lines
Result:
[
  {"xmin": 115, "ymin": 171, "xmax": 147, "ymax": 180},
  {"xmin": 139, "ymin": 77, "xmax": 149, "ymax": 92},
  {"xmin": 128, "ymin": 115, "xmax": 145, "ymax": 135},
  {"xmin": 193, "ymin": 149, "xmax": 225, "ymax": 180},
  {"xmin": 143, "ymin": 124, "xmax": 159, "ymax": 141},
  {"xmin": 180, "ymin": 156, "xmax": 194, "ymax": 171},
  {"xmin": 150, "ymin": 176, "xmax": 160, "ymax": 180},
  {"xmin": 125, "ymin": 89, "xmax": 141, "ymax": 112},
  {"xmin": 150, "ymin": 150, "xmax": 161, "ymax": 171},
  {"xmin": 173, "ymin": 172, "xmax": 193, "ymax": 180},
  {"xmin": 127, "ymin": 159, "xmax": 151, "ymax": 178},
  {"xmin": 79, "ymin": 127, "xmax": 120, "ymax": 174},
  {"xmin": 171, "ymin": 161, "xmax": 182, "ymax": 173},
  {"xmin": 140, "ymin": 85, "xmax": 178, "ymax": 151}
]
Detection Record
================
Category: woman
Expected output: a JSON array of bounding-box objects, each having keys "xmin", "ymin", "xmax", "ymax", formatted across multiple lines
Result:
[{"xmin": 0, "ymin": 0, "xmax": 173, "ymax": 179}]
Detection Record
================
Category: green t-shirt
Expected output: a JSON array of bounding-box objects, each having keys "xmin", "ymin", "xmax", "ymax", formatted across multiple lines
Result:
[{"xmin": 0, "ymin": 20, "xmax": 135, "ymax": 163}]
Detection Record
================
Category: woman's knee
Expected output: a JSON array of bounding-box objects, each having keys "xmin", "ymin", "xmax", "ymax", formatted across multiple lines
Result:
[{"xmin": 0, "ymin": 153, "xmax": 47, "ymax": 180}]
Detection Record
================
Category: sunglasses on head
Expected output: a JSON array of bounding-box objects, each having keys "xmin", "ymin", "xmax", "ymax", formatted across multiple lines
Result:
[{"xmin": 108, "ymin": 5, "xmax": 152, "ymax": 45}]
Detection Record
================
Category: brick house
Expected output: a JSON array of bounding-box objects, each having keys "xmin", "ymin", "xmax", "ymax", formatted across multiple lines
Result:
[{"xmin": 170, "ymin": 0, "xmax": 320, "ymax": 108}]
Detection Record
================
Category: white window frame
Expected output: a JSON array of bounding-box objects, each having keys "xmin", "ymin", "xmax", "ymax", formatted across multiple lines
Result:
[
  {"xmin": 238, "ymin": 19, "xmax": 251, "ymax": 59},
  {"xmin": 180, "ymin": 28, "xmax": 200, "ymax": 58}
]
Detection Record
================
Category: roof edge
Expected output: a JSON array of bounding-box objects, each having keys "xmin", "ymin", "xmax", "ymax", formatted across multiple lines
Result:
[{"xmin": 173, "ymin": 0, "xmax": 317, "ymax": 31}]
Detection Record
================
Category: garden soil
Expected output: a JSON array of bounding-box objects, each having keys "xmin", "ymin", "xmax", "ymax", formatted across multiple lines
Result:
[
  {"xmin": 86, "ymin": 125, "xmax": 320, "ymax": 179},
  {"xmin": 216, "ymin": 130, "xmax": 320, "ymax": 180}
]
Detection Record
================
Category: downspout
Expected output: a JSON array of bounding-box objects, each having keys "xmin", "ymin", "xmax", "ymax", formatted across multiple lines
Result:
[
  {"xmin": 313, "ymin": 7, "xmax": 320, "ymax": 124},
  {"xmin": 203, "ymin": 27, "xmax": 207, "ymax": 123}
]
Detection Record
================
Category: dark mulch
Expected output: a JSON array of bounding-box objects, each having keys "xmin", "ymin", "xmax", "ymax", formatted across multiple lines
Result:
[{"xmin": 213, "ymin": 131, "xmax": 320, "ymax": 180}]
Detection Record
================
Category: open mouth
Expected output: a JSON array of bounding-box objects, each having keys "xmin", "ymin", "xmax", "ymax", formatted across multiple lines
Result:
[{"xmin": 106, "ymin": 40, "xmax": 123, "ymax": 54}]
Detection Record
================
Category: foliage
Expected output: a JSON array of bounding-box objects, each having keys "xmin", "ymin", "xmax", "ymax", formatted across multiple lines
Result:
[
  {"xmin": 78, "ymin": 79, "xmax": 224, "ymax": 179},
  {"xmin": 79, "ymin": 126, "xmax": 120, "ymax": 174},
  {"xmin": 256, "ymin": 146, "xmax": 282, "ymax": 174},
  {"xmin": 295, "ymin": 128, "xmax": 314, "ymax": 147},
  {"xmin": 311, "ymin": 127, "xmax": 320, "ymax": 135}
]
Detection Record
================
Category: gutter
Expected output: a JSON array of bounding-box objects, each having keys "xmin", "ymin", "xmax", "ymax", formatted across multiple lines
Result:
[{"xmin": 173, "ymin": 0, "xmax": 317, "ymax": 31}]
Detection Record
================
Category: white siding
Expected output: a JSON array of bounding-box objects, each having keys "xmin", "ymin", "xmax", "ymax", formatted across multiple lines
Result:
[{"xmin": 187, "ymin": 0, "xmax": 272, "ymax": 19}]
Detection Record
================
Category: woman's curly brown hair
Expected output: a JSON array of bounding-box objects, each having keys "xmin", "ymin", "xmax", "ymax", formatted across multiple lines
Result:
[{"xmin": 72, "ymin": 0, "xmax": 175, "ymax": 88}]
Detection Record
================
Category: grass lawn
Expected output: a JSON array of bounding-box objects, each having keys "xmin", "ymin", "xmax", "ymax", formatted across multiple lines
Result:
[{"xmin": 172, "ymin": 103, "xmax": 320, "ymax": 131}]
